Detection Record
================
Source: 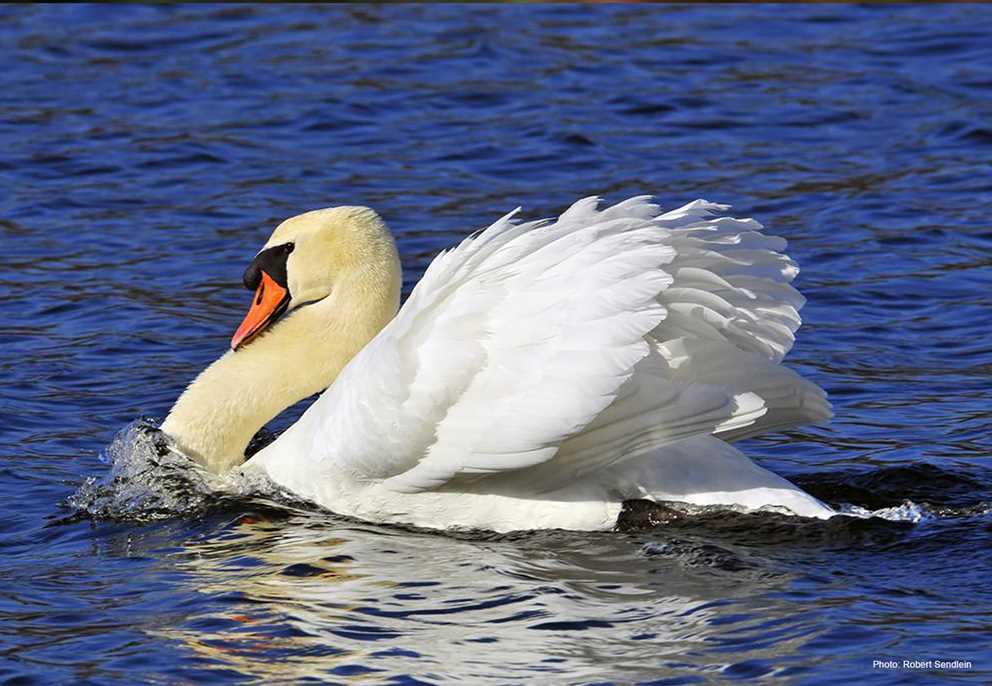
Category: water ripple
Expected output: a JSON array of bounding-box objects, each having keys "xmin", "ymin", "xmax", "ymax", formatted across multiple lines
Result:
[{"xmin": 2, "ymin": 4, "xmax": 991, "ymax": 684}]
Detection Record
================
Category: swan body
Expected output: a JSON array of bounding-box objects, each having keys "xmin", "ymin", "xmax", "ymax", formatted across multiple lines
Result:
[{"xmin": 163, "ymin": 196, "xmax": 834, "ymax": 532}]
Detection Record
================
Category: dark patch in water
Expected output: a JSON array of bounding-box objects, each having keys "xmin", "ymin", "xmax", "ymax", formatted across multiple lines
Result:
[
  {"xmin": 795, "ymin": 463, "xmax": 991, "ymax": 511},
  {"xmin": 655, "ymin": 508, "xmax": 915, "ymax": 550},
  {"xmin": 615, "ymin": 499, "xmax": 690, "ymax": 531}
]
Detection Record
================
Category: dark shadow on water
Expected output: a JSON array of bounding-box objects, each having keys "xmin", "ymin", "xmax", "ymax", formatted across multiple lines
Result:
[{"xmin": 794, "ymin": 462, "xmax": 992, "ymax": 511}]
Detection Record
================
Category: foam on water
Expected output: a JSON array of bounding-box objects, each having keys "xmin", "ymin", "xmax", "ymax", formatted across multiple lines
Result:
[
  {"xmin": 840, "ymin": 501, "xmax": 932, "ymax": 523},
  {"xmin": 67, "ymin": 421, "xmax": 286, "ymax": 522}
]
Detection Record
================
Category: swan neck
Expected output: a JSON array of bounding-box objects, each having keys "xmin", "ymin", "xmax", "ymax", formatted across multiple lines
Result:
[{"xmin": 161, "ymin": 261, "xmax": 400, "ymax": 473}]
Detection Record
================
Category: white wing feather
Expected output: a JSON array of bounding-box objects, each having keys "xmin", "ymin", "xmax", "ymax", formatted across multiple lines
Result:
[{"xmin": 264, "ymin": 196, "xmax": 829, "ymax": 498}]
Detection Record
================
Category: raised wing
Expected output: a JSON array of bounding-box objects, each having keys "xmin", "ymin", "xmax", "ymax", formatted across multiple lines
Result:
[{"xmin": 263, "ymin": 197, "xmax": 829, "ymax": 495}]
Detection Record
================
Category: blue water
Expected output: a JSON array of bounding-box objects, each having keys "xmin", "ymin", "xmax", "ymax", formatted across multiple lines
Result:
[{"xmin": 2, "ymin": 4, "xmax": 991, "ymax": 684}]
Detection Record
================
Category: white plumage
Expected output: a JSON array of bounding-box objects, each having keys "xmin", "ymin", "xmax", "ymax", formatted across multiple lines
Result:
[{"xmin": 237, "ymin": 196, "xmax": 833, "ymax": 531}]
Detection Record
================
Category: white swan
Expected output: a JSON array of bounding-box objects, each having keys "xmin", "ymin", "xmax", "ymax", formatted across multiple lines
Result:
[{"xmin": 160, "ymin": 196, "xmax": 834, "ymax": 532}]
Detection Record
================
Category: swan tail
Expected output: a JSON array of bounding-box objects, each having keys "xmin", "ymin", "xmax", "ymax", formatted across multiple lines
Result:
[{"xmin": 606, "ymin": 435, "xmax": 834, "ymax": 519}]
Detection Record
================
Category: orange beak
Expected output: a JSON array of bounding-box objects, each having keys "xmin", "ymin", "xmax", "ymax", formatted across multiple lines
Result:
[{"xmin": 231, "ymin": 271, "xmax": 291, "ymax": 350}]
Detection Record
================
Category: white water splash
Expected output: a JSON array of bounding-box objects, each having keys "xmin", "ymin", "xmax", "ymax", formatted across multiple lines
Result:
[
  {"xmin": 67, "ymin": 420, "xmax": 285, "ymax": 521},
  {"xmin": 839, "ymin": 500, "xmax": 932, "ymax": 523}
]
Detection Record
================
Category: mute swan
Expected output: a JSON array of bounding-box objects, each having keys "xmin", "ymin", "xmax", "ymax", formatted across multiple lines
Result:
[{"xmin": 160, "ymin": 196, "xmax": 834, "ymax": 532}]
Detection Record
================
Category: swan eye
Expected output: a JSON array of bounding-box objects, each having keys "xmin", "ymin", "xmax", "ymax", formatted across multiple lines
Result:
[{"xmin": 242, "ymin": 242, "xmax": 294, "ymax": 291}]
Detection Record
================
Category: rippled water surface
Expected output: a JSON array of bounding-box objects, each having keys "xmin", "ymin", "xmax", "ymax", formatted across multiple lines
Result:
[{"xmin": 2, "ymin": 5, "xmax": 991, "ymax": 684}]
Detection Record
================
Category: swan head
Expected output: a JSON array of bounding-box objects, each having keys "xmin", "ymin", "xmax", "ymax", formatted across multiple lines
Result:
[
  {"xmin": 231, "ymin": 205, "xmax": 397, "ymax": 350},
  {"xmin": 161, "ymin": 205, "xmax": 400, "ymax": 473}
]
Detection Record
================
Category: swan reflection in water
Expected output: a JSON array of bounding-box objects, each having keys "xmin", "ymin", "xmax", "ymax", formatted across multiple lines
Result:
[{"xmin": 136, "ymin": 506, "xmax": 811, "ymax": 682}]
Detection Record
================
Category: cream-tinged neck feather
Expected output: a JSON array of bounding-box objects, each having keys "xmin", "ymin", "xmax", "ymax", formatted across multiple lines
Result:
[{"xmin": 161, "ymin": 207, "xmax": 401, "ymax": 473}]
